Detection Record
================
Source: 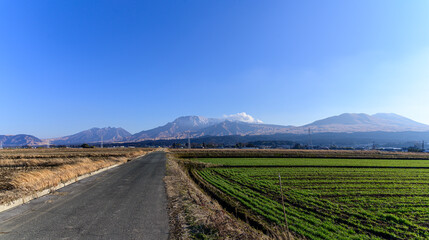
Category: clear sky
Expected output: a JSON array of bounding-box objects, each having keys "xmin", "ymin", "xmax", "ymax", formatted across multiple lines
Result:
[{"xmin": 1, "ymin": 0, "xmax": 429, "ymax": 138}]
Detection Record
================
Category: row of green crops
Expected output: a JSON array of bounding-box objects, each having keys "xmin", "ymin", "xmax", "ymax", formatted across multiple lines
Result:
[
  {"xmin": 194, "ymin": 158, "xmax": 429, "ymax": 239},
  {"xmin": 196, "ymin": 157, "xmax": 429, "ymax": 167}
]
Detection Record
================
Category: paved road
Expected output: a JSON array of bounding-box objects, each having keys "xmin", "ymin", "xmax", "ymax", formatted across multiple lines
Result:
[{"xmin": 0, "ymin": 151, "xmax": 169, "ymax": 240}]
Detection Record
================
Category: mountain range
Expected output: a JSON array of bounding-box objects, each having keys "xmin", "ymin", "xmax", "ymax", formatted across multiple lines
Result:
[
  {"xmin": 49, "ymin": 127, "xmax": 131, "ymax": 145},
  {"xmin": 129, "ymin": 113, "xmax": 429, "ymax": 141},
  {"xmin": 303, "ymin": 113, "xmax": 429, "ymax": 133},
  {"xmin": 129, "ymin": 115, "xmax": 291, "ymax": 140},
  {"xmin": 2, "ymin": 112, "xmax": 429, "ymax": 147},
  {"xmin": 0, "ymin": 134, "xmax": 42, "ymax": 147}
]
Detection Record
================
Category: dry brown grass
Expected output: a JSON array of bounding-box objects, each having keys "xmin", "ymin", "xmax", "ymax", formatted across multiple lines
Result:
[
  {"xmin": 164, "ymin": 153, "xmax": 272, "ymax": 240},
  {"xmin": 171, "ymin": 148, "xmax": 429, "ymax": 159},
  {"xmin": 0, "ymin": 148, "xmax": 152, "ymax": 204}
]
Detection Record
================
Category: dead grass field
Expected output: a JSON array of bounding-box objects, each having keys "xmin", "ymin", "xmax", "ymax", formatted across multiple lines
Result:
[{"xmin": 0, "ymin": 148, "xmax": 151, "ymax": 204}]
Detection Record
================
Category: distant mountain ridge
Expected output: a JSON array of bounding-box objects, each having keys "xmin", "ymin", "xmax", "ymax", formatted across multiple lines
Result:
[
  {"xmin": 304, "ymin": 113, "xmax": 429, "ymax": 133},
  {"xmin": 119, "ymin": 131, "xmax": 429, "ymax": 149},
  {"xmin": 129, "ymin": 113, "xmax": 267, "ymax": 141},
  {"xmin": 128, "ymin": 115, "xmax": 290, "ymax": 141},
  {"xmin": 3, "ymin": 112, "xmax": 429, "ymax": 146},
  {"xmin": 0, "ymin": 134, "xmax": 42, "ymax": 147},
  {"xmin": 130, "ymin": 116, "xmax": 219, "ymax": 140},
  {"xmin": 129, "ymin": 112, "xmax": 429, "ymax": 141},
  {"xmin": 50, "ymin": 127, "xmax": 131, "ymax": 145}
]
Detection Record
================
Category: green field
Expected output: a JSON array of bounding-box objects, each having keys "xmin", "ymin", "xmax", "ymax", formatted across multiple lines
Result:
[
  {"xmin": 193, "ymin": 158, "xmax": 429, "ymax": 239},
  {"xmin": 197, "ymin": 157, "xmax": 429, "ymax": 167}
]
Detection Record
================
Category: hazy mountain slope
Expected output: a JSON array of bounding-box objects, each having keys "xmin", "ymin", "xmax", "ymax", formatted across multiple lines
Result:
[
  {"xmin": 123, "ymin": 131, "xmax": 429, "ymax": 148},
  {"xmin": 130, "ymin": 113, "xmax": 268, "ymax": 141},
  {"xmin": 130, "ymin": 117, "xmax": 292, "ymax": 141},
  {"xmin": 5, "ymin": 112, "xmax": 429, "ymax": 146},
  {"xmin": 372, "ymin": 113, "xmax": 429, "ymax": 130},
  {"xmin": 195, "ymin": 121, "xmax": 291, "ymax": 137},
  {"xmin": 0, "ymin": 134, "xmax": 42, "ymax": 147},
  {"xmin": 303, "ymin": 113, "xmax": 429, "ymax": 133},
  {"xmin": 51, "ymin": 127, "xmax": 131, "ymax": 145},
  {"xmin": 307, "ymin": 113, "xmax": 375, "ymax": 126},
  {"xmin": 129, "ymin": 113, "xmax": 429, "ymax": 141},
  {"xmin": 130, "ymin": 116, "xmax": 220, "ymax": 140}
]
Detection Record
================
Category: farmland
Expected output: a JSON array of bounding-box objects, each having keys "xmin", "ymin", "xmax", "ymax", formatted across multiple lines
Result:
[
  {"xmin": 196, "ymin": 157, "xmax": 429, "ymax": 168},
  {"xmin": 0, "ymin": 148, "xmax": 151, "ymax": 204},
  {"xmin": 182, "ymin": 153, "xmax": 429, "ymax": 239},
  {"xmin": 171, "ymin": 148, "xmax": 429, "ymax": 160}
]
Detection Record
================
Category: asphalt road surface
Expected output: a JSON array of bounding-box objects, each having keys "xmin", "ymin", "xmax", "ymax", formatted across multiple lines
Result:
[{"xmin": 0, "ymin": 151, "xmax": 169, "ymax": 240}]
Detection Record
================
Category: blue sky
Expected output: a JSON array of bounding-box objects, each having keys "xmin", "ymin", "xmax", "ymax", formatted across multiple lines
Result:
[{"xmin": 1, "ymin": 0, "xmax": 429, "ymax": 138}]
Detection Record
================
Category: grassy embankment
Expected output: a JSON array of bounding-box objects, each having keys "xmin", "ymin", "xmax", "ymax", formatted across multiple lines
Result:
[
  {"xmin": 172, "ymin": 149, "xmax": 429, "ymax": 240},
  {"xmin": 0, "ymin": 148, "xmax": 151, "ymax": 204}
]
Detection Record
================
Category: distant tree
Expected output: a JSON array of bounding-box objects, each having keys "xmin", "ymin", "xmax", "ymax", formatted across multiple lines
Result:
[
  {"xmin": 292, "ymin": 143, "xmax": 304, "ymax": 149},
  {"xmin": 246, "ymin": 143, "xmax": 256, "ymax": 148},
  {"xmin": 407, "ymin": 146, "xmax": 423, "ymax": 152},
  {"xmin": 235, "ymin": 142, "xmax": 245, "ymax": 148},
  {"xmin": 81, "ymin": 143, "xmax": 93, "ymax": 148},
  {"xmin": 206, "ymin": 143, "xmax": 216, "ymax": 148}
]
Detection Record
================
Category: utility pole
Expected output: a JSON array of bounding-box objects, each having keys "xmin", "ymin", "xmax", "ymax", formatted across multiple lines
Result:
[
  {"xmin": 0, "ymin": 141, "xmax": 3, "ymax": 150},
  {"xmin": 188, "ymin": 133, "xmax": 191, "ymax": 149},
  {"xmin": 308, "ymin": 128, "xmax": 312, "ymax": 149},
  {"xmin": 422, "ymin": 140, "xmax": 425, "ymax": 151},
  {"xmin": 47, "ymin": 140, "xmax": 50, "ymax": 149}
]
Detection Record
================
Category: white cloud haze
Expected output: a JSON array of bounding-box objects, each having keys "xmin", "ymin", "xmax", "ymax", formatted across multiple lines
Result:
[{"xmin": 222, "ymin": 112, "xmax": 263, "ymax": 124}]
